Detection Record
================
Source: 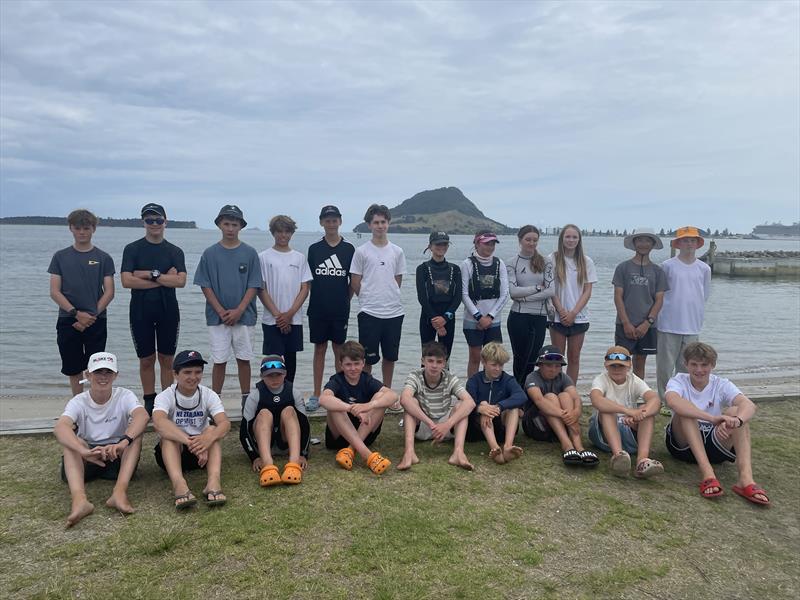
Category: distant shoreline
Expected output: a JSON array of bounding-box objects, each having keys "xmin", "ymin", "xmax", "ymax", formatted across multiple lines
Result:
[{"xmin": 0, "ymin": 216, "xmax": 197, "ymax": 228}]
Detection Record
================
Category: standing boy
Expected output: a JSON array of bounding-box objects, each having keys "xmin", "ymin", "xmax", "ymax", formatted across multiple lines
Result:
[
  {"xmin": 523, "ymin": 345, "xmax": 598, "ymax": 467},
  {"xmin": 397, "ymin": 341, "xmax": 476, "ymax": 471},
  {"xmin": 319, "ymin": 341, "xmax": 397, "ymax": 475},
  {"xmin": 48, "ymin": 209, "xmax": 115, "ymax": 395},
  {"xmin": 152, "ymin": 350, "xmax": 231, "ymax": 508},
  {"xmin": 193, "ymin": 205, "xmax": 261, "ymax": 403},
  {"xmin": 588, "ymin": 346, "xmax": 664, "ymax": 478},
  {"xmin": 307, "ymin": 205, "xmax": 355, "ymax": 411},
  {"xmin": 656, "ymin": 226, "xmax": 711, "ymax": 399},
  {"xmin": 665, "ymin": 342, "xmax": 770, "ymax": 505},
  {"xmin": 54, "ymin": 352, "xmax": 148, "ymax": 527},
  {"xmin": 240, "ymin": 355, "xmax": 311, "ymax": 487},
  {"xmin": 612, "ymin": 228, "xmax": 668, "ymax": 380},
  {"xmin": 465, "ymin": 342, "xmax": 527, "ymax": 464},
  {"xmin": 258, "ymin": 215, "xmax": 312, "ymax": 383},
  {"xmin": 121, "ymin": 203, "xmax": 187, "ymax": 414},
  {"xmin": 350, "ymin": 204, "xmax": 406, "ymax": 390}
]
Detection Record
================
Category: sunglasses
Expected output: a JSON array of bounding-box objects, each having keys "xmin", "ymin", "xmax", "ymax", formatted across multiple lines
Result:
[
  {"xmin": 261, "ymin": 360, "xmax": 286, "ymax": 371},
  {"xmin": 144, "ymin": 218, "xmax": 165, "ymax": 225},
  {"xmin": 605, "ymin": 353, "xmax": 631, "ymax": 362},
  {"xmin": 538, "ymin": 353, "xmax": 565, "ymax": 363}
]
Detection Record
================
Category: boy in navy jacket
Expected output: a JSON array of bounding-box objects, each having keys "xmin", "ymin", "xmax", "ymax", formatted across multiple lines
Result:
[{"xmin": 465, "ymin": 342, "xmax": 527, "ymax": 464}]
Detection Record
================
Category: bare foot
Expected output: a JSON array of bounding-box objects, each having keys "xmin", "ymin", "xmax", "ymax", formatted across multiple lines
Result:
[
  {"xmin": 397, "ymin": 453, "xmax": 420, "ymax": 471},
  {"xmin": 66, "ymin": 500, "xmax": 94, "ymax": 528},
  {"xmin": 106, "ymin": 493, "xmax": 136, "ymax": 515},
  {"xmin": 489, "ymin": 447, "xmax": 505, "ymax": 465},
  {"xmin": 448, "ymin": 452, "xmax": 474, "ymax": 471},
  {"xmin": 503, "ymin": 445, "xmax": 523, "ymax": 462}
]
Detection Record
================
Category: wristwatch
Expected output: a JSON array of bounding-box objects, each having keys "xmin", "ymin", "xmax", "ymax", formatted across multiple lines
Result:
[
  {"xmin": 444, "ymin": 311, "xmax": 454, "ymax": 321},
  {"xmin": 121, "ymin": 434, "xmax": 134, "ymax": 445},
  {"xmin": 646, "ymin": 316, "xmax": 655, "ymax": 325},
  {"xmin": 150, "ymin": 269, "xmax": 161, "ymax": 281},
  {"xmin": 68, "ymin": 307, "xmax": 78, "ymax": 317}
]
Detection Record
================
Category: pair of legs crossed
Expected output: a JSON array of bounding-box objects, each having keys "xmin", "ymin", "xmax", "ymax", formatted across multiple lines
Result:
[
  {"xmin": 61, "ymin": 436, "xmax": 142, "ymax": 527},
  {"xmin": 467, "ymin": 409, "xmax": 521, "ymax": 464},
  {"xmin": 326, "ymin": 406, "xmax": 386, "ymax": 465},
  {"xmin": 157, "ymin": 435, "xmax": 223, "ymax": 506}
]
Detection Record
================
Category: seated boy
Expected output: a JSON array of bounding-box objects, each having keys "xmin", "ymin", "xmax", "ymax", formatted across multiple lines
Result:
[
  {"xmin": 398, "ymin": 341, "xmax": 476, "ymax": 471},
  {"xmin": 588, "ymin": 346, "xmax": 663, "ymax": 478},
  {"xmin": 665, "ymin": 342, "xmax": 769, "ymax": 505},
  {"xmin": 152, "ymin": 350, "xmax": 231, "ymax": 508},
  {"xmin": 522, "ymin": 345, "xmax": 598, "ymax": 467},
  {"xmin": 54, "ymin": 352, "xmax": 148, "ymax": 527},
  {"xmin": 240, "ymin": 355, "xmax": 311, "ymax": 487},
  {"xmin": 465, "ymin": 342, "xmax": 527, "ymax": 464},
  {"xmin": 319, "ymin": 340, "xmax": 396, "ymax": 475}
]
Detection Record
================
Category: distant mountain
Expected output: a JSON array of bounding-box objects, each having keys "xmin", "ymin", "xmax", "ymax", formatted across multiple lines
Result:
[
  {"xmin": 352, "ymin": 187, "xmax": 515, "ymax": 234},
  {"xmin": 0, "ymin": 216, "xmax": 197, "ymax": 228}
]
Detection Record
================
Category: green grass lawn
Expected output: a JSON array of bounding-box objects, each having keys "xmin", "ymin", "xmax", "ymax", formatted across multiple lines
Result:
[{"xmin": 1, "ymin": 400, "xmax": 798, "ymax": 599}]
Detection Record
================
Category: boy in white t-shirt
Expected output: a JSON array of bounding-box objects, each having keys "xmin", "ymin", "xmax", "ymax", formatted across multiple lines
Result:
[
  {"xmin": 665, "ymin": 342, "xmax": 770, "ymax": 505},
  {"xmin": 350, "ymin": 204, "xmax": 407, "ymax": 391},
  {"xmin": 258, "ymin": 215, "xmax": 313, "ymax": 383},
  {"xmin": 656, "ymin": 226, "xmax": 712, "ymax": 400},
  {"xmin": 397, "ymin": 341, "xmax": 476, "ymax": 471},
  {"xmin": 589, "ymin": 346, "xmax": 663, "ymax": 478},
  {"xmin": 54, "ymin": 352, "xmax": 148, "ymax": 527},
  {"xmin": 152, "ymin": 350, "xmax": 231, "ymax": 509}
]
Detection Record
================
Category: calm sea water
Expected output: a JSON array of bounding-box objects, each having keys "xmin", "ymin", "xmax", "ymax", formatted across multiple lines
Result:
[{"xmin": 1, "ymin": 224, "xmax": 798, "ymax": 396}]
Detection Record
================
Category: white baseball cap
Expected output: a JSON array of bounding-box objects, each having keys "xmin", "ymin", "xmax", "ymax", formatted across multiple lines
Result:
[{"xmin": 87, "ymin": 352, "xmax": 118, "ymax": 373}]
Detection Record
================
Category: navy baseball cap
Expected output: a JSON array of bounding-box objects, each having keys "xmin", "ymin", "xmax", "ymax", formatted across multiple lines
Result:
[
  {"xmin": 319, "ymin": 205, "xmax": 342, "ymax": 219},
  {"xmin": 173, "ymin": 350, "xmax": 207, "ymax": 370},
  {"xmin": 141, "ymin": 203, "xmax": 166, "ymax": 218}
]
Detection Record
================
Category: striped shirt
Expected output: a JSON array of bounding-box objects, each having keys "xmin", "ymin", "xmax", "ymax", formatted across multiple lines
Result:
[{"xmin": 404, "ymin": 369, "xmax": 466, "ymax": 420}]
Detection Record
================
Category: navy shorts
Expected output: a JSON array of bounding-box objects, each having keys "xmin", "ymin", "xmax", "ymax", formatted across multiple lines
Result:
[
  {"xmin": 465, "ymin": 411, "xmax": 506, "ymax": 443},
  {"xmin": 247, "ymin": 408, "xmax": 311, "ymax": 454},
  {"xmin": 521, "ymin": 404, "xmax": 558, "ymax": 442},
  {"xmin": 60, "ymin": 454, "xmax": 123, "ymax": 482},
  {"xmin": 549, "ymin": 322, "xmax": 590, "ymax": 337},
  {"xmin": 463, "ymin": 326, "xmax": 503, "ymax": 348},
  {"xmin": 309, "ymin": 316, "xmax": 348, "ymax": 345},
  {"xmin": 665, "ymin": 420, "xmax": 736, "ymax": 465},
  {"xmin": 357, "ymin": 312, "xmax": 403, "ymax": 365},
  {"xmin": 262, "ymin": 324, "xmax": 304, "ymax": 355},
  {"xmin": 325, "ymin": 412, "xmax": 383, "ymax": 450},
  {"xmin": 153, "ymin": 442, "xmax": 204, "ymax": 472},
  {"xmin": 614, "ymin": 324, "xmax": 658, "ymax": 356},
  {"xmin": 130, "ymin": 304, "xmax": 180, "ymax": 358},
  {"xmin": 56, "ymin": 317, "xmax": 108, "ymax": 376}
]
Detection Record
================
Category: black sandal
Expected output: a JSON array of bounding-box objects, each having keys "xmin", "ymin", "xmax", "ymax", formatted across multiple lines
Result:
[
  {"xmin": 580, "ymin": 450, "xmax": 599, "ymax": 467},
  {"xmin": 562, "ymin": 448, "xmax": 582, "ymax": 465}
]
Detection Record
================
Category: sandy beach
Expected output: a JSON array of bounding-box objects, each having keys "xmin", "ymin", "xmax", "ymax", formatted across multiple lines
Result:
[{"xmin": 2, "ymin": 372, "xmax": 797, "ymax": 434}]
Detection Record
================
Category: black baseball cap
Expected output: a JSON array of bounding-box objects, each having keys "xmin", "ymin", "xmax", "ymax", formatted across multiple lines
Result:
[
  {"xmin": 429, "ymin": 231, "xmax": 450, "ymax": 244},
  {"xmin": 141, "ymin": 203, "xmax": 166, "ymax": 218},
  {"xmin": 173, "ymin": 349, "xmax": 208, "ymax": 370},
  {"xmin": 319, "ymin": 205, "xmax": 342, "ymax": 219},
  {"xmin": 215, "ymin": 204, "xmax": 247, "ymax": 228}
]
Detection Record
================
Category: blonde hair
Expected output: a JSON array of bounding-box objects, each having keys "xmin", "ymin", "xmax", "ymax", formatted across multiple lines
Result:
[
  {"xmin": 269, "ymin": 215, "xmax": 297, "ymax": 234},
  {"xmin": 554, "ymin": 224, "xmax": 588, "ymax": 286},
  {"xmin": 480, "ymin": 342, "xmax": 510, "ymax": 365}
]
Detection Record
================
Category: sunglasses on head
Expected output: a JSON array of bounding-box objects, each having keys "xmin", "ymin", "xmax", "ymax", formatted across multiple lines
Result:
[
  {"xmin": 261, "ymin": 360, "xmax": 286, "ymax": 371},
  {"xmin": 538, "ymin": 353, "xmax": 564, "ymax": 363},
  {"xmin": 605, "ymin": 353, "xmax": 631, "ymax": 362},
  {"xmin": 144, "ymin": 217, "xmax": 165, "ymax": 225}
]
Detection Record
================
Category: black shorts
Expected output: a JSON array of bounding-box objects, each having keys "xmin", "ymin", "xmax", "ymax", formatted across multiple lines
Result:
[
  {"xmin": 465, "ymin": 412, "xmax": 505, "ymax": 443},
  {"xmin": 130, "ymin": 303, "xmax": 180, "ymax": 358},
  {"xmin": 56, "ymin": 317, "xmax": 108, "ymax": 376},
  {"xmin": 521, "ymin": 404, "xmax": 558, "ymax": 442},
  {"xmin": 262, "ymin": 324, "xmax": 303, "ymax": 355},
  {"xmin": 549, "ymin": 322, "xmax": 590, "ymax": 337},
  {"xmin": 247, "ymin": 407, "xmax": 311, "ymax": 454},
  {"xmin": 309, "ymin": 316, "xmax": 348, "ymax": 345},
  {"xmin": 463, "ymin": 326, "xmax": 503, "ymax": 348},
  {"xmin": 325, "ymin": 412, "xmax": 383, "ymax": 450},
  {"xmin": 357, "ymin": 312, "xmax": 403, "ymax": 365},
  {"xmin": 60, "ymin": 454, "xmax": 123, "ymax": 482},
  {"xmin": 665, "ymin": 421, "xmax": 736, "ymax": 465},
  {"xmin": 615, "ymin": 324, "xmax": 658, "ymax": 356},
  {"xmin": 153, "ymin": 442, "xmax": 205, "ymax": 472}
]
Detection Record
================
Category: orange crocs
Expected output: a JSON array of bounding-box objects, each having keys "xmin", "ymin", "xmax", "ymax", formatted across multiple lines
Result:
[
  {"xmin": 335, "ymin": 447, "xmax": 355, "ymax": 471},
  {"xmin": 367, "ymin": 451, "xmax": 391, "ymax": 475},
  {"xmin": 281, "ymin": 462, "xmax": 303, "ymax": 485},
  {"xmin": 259, "ymin": 464, "xmax": 282, "ymax": 487}
]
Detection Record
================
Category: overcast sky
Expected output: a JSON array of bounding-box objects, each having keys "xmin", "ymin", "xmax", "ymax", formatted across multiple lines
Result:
[{"xmin": 1, "ymin": 0, "xmax": 798, "ymax": 233}]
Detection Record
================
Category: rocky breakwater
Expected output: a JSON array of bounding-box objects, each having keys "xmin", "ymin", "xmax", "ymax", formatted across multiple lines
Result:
[{"xmin": 707, "ymin": 249, "xmax": 800, "ymax": 277}]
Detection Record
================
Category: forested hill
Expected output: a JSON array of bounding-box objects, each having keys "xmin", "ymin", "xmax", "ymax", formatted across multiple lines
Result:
[{"xmin": 353, "ymin": 187, "xmax": 514, "ymax": 234}]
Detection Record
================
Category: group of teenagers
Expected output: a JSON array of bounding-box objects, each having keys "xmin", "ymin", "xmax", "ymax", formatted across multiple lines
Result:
[{"xmin": 48, "ymin": 203, "xmax": 772, "ymax": 527}]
